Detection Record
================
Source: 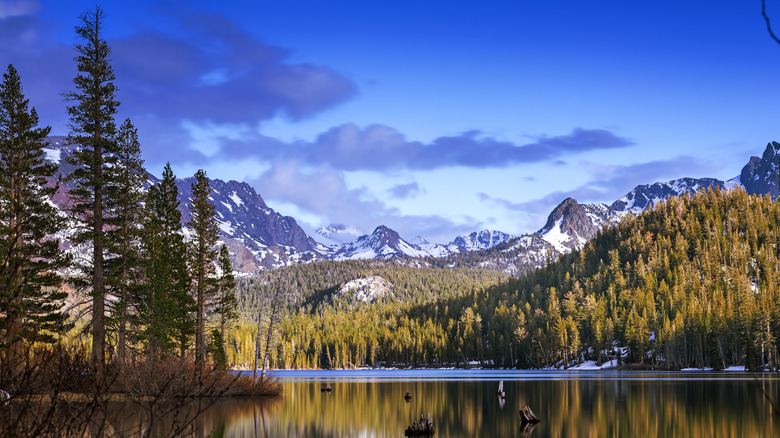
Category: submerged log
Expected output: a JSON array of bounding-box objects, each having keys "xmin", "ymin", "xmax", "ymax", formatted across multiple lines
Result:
[{"xmin": 519, "ymin": 405, "xmax": 540, "ymax": 424}]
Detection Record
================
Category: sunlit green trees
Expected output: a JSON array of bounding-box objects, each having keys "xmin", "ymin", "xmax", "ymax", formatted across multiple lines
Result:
[{"xmin": 217, "ymin": 186, "xmax": 780, "ymax": 372}]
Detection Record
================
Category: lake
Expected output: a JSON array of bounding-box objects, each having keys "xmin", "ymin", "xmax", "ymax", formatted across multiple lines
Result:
[
  {"xmin": 164, "ymin": 369, "xmax": 778, "ymax": 437},
  {"xmin": 105, "ymin": 369, "xmax": 779, "ymax": 437}
]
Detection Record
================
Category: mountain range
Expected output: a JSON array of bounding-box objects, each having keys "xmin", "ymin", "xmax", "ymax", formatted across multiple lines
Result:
[{"xmin": 41, "ymin": 138, "xmax": 779, "ymax": 274}]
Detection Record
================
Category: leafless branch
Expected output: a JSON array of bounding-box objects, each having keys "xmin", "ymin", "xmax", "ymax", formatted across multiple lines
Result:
[{"xmin": 763, "ymin": 0, "xmax": 780, "ymax": 45}]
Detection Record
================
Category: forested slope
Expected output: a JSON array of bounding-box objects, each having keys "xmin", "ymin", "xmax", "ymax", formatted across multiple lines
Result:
[{"xmin": 229, "ymin": 187, "xmax": 780, "ymax": 370}]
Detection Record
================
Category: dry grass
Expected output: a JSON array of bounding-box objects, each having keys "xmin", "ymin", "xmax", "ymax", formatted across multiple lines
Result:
[
  {"xmin": 112, "ymin": 357, "xmax": 280, "ymax": 398},
  {"xmin": 0, "ymin": 346, "xmax": 281, "ymax": 437}
]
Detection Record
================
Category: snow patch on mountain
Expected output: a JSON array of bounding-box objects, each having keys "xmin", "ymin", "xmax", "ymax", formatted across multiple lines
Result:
[
  {"xmin": 541, "ymin": 218, "xmax": 569, "ymax": 253},
  {"xmin": 229, "ymin": 192, "xmax": 243, "ymax": 207},
  {"xmin": 43, "ymin": 147, "xmax": 60, "ymax": 163},
  {"xmin": 339, "ymin": 276, "xmax": 394, "ymax": 303}
]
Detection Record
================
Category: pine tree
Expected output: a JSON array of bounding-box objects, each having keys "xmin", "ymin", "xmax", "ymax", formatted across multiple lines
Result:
[
  {"xmin": 62, "ymin": 6, "xmax": 120, "ymax": 368},
  {"xmin": 207, "ymin": 328, "xmax": 227, "ymax": 369},
  {"xmin": 105, "ymin": 118, "xmax": 147, "ymax": 364},
  {"xmin": 215, "ymin": 244, "xmax": 237, "ymax": 343},
  {"xmin": 142, "ymin": 163, "xmax": 194, "ymax": 359},
  {"xmin": 0, "ymin": 64, "xmax": 70, "ymax": 363},
  {"xmin": 186, "ymin": 169, "xmax": 219, "ymax": 365}
]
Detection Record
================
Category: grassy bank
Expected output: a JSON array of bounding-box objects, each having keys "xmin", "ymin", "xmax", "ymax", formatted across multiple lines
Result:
[{"xmin": 0, "ymin": 347, "xmax": 280, "ymax": 437}]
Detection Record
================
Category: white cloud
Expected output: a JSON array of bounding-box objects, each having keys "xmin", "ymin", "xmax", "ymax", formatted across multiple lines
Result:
[
  {"xmin": 181, "ymin": 119, "xmax": 254, "ymax": 157},
  {"xmin": 0, "ymin": 0, "xmax": 39, "ymax": 19}
]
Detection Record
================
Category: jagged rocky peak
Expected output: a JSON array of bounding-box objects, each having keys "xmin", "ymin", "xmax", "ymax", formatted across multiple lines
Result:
[
  {"xmin": 611, "ymin": 177, "xmax": 725, "ymax": 214},
  {"xmin": 333, "ymin": 225, "xmax": 427, "ymax": 260},
  {"xmin": 41, "ymin": 136, "xmax": 326, "ymax": 273},
  {"xmin": 210, "ymin": 179, "xmax": 268, "ymax": 210},
  {"xmin": 452, "ymin": 229, "xmax": 515, "ymax": 251},
  {"xmin": 338, "ymin": 276, "xmax": 394, "ymax": 303},
  {"xmin": 537, "ymin": 198, "xmax": 606, "ymax": 252},
  {"xmin": 739, "ymin": 141, "xmax": 780, "ymax": 199},
  {"xmin": 367, "ymin": 225, "xmax": 402, "ymax": 245}
]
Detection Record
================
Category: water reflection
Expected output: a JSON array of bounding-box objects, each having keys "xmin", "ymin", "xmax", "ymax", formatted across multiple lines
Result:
[
  {"xmin": 39, "ymin": 371, "xmax": 780, "ymax": 437},
  {"xmin": 253, "ymin": 372, "xmax": 779, "ymax": 438}
]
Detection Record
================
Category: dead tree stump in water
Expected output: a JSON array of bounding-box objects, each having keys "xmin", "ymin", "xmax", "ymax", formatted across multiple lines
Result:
[
  {"xmin": 405, "ymin": 412, "xmax": 434, "ymax": 436},
  {"xmin": 519, "ymin": 405, "xmax": 540, "ymax": 424}
]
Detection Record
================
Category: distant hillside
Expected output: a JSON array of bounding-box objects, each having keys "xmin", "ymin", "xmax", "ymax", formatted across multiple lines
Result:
[
  {"xmin": 235, "ymin": 258, "xmax": 509, "ymax": 315},
  {"xmin": 226, "ymin": 186, "xmax": 780, "ymax": 370}
]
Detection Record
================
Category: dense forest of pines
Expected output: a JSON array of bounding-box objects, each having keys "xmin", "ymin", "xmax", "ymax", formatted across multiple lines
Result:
[{"xmin": 225, "ymin": 187, "xmax": 780, "ymax": 371}]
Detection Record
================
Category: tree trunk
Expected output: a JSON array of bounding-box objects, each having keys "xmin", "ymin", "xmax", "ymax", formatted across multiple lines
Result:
[
  {"xmin": 92, "ymin": 143, "xmax": 105, "ymax": 372},
  {"xmin": 261, "ymin": 302, "xmax": 279, "ymax": 379},
  {"xmin": 196, "ymin": 270, "xmax": 205, "ymax": 365},
  {"xmin": 253, "ymin": 310, "xmax": 262, "ymax": 380}
]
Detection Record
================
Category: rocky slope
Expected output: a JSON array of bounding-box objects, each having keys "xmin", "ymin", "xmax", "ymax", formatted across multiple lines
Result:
[{"xmin": 43, "ymin": 137, "xmax": 327, "ymax": 273}]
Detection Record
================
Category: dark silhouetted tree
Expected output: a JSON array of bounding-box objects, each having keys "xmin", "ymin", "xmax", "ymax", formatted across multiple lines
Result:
[
  {"xmin": 105, "ymin": 118, "xmax": 147, "ymax": 364},
  {"xmin": 0, "ymin": 64, "xmax": 70, "ymax": 364},
  {"xmin": 142, "ymin": 163, "xmax": 194, "ymax": 358},
  {"xmin": 62, "ymin": 6, "xmax": 120, "ymax": 369},
  {"xmin": 186, "ymin": 169, "xmax": 219, "ymax": 365}
]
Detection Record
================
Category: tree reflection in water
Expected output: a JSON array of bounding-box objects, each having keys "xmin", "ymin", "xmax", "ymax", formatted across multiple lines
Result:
[{"xmin": 36, "ymin": 372, "xmax": 779, "ymax": 437}]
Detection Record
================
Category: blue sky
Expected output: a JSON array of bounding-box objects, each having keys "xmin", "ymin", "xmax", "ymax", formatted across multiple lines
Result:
[{"xmin": 2, "ymin": 0, "xmax": 780, "ymax": 242}]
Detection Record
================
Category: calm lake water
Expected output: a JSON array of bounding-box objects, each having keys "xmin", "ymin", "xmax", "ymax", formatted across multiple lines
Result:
[{"xmin": 137, "ymin": 369, "xmax": 780, "ymax": 437}]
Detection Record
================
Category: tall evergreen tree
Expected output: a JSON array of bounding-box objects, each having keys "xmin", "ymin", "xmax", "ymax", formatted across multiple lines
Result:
[
  {"xmin": 0, "ymin": 64, "xmax": 70, "ymax": 363},
  {"xmin": 62, "ymin": 6, "xmax": 120, "ymax": 368},
  {"xmin": 186, "ymin": 169, "xmax": 219, "ymax": 365},
  {"xmin": 214, "ymin": 244, "xmax": 237, "ymax": 345},
  {"xmin": 142, "ymin": 163, "xmax": 194, "ymax": 359},
  {"xmin": 105, "ymin": 118, "xmax": 147, "ymax": 364}
]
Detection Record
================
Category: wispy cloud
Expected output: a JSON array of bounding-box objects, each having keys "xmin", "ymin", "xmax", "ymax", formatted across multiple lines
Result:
[
  {"xmin": 388, "ymin": 182, "xmax": 420, "ymax": 199},
  {"xmin": 217, "ymin": 123, "xmax": 633, "ymax": 172},
  {"xmin": 0, "ymin": 0, "xmax": 39, "ymax": 19},
  {"xmin": 248, "ymin": 161, "xmax": 477, "ymax": 242}
]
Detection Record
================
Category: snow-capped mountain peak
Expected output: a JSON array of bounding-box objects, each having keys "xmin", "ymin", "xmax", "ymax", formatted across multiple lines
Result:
[
  {"xmin": 332, "ymin": 225, "xmax": 428, "ymax": 260},
  {"xmin": 610, "ymin": 177, "xmax": 726, "ymax": 214},
  {"xmin": 451, "ymin": 229, "xmax": 515, "ymax": 251},
  {"xmin": 312, "ymin": 224, "xmax": 364, "ymax": 246}
]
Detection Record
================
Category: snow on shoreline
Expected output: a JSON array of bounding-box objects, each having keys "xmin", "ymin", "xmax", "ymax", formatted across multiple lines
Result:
[{"xmin": 234, "ymin": 363, "xmax": 761, "ymax": 372}]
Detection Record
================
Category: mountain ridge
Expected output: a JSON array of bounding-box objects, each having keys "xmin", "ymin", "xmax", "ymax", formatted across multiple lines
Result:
[{"xmin": 41, "ymin": 138, "xmax": 779, "ymax": 274}]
